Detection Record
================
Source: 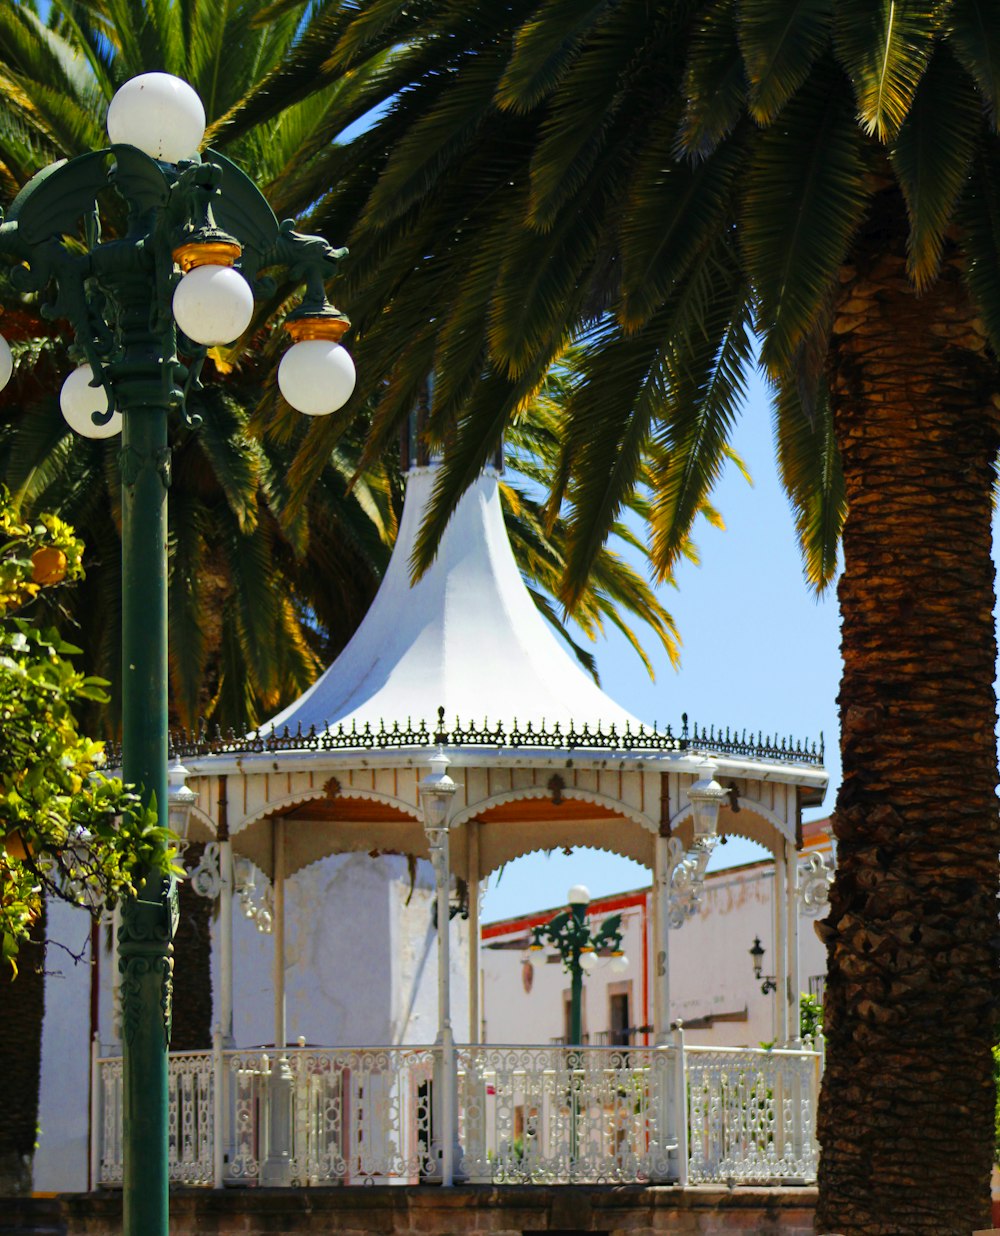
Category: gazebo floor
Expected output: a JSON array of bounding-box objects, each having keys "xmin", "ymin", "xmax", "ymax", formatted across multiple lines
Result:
[{"xmin": 5, "ymin": 1184, "xmax": 817, "ymax": 1235}]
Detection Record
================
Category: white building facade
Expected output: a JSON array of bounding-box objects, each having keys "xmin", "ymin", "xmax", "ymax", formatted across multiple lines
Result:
[{"xmin": 481, "ymin": 819, "xmax": 833, "ymax": 1053}]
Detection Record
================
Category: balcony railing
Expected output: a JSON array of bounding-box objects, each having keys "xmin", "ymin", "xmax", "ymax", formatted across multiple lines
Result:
[{"xmin": 92, "ymin": 1036, "xmax": 821, "ymax": 1189}]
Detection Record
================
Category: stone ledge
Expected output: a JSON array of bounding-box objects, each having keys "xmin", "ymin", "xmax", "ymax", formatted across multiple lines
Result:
[{"xmin": 3, "ymin": 1186, "xmax": 819, "ymax": 1236}]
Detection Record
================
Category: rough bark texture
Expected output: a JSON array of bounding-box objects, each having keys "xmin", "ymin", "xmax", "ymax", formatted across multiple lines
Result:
[
  {"xmin": 817, "ymin": 196, "xmax": 1000, "ymax": 1235},
  {"xmin": 0, "ymin": 907, "xmax": 46, "ymax": 1196},
  {"xmin": 171, "ymin": 843, "xmax": 214, "ymax": 1051}
]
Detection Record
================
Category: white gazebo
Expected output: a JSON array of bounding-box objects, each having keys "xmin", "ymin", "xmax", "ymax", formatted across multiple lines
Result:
[{"xmin": 93, "ymin": 455, "xmax": 829, "ymax": 1190}]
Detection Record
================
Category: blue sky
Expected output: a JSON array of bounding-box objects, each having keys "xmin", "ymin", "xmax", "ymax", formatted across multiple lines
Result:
[{"xmin": 482, "ymin": 365, "xmax": 844, "ymax": 921}]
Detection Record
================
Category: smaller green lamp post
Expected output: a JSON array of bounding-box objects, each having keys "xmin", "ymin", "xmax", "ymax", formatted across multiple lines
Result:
[{"xmin": 530, "ymin": 885, "xmax": 628, "ymax": 1046}]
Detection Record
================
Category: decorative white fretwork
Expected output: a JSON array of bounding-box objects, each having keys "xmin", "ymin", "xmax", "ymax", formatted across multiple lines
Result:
[
  {"xmin": 667, "ymin": 835, "xmax": 718, "ymax": 929},
  {"xmin": 798, "ymin": 852, "xmax": 834, "ymax": 917},
  {"xmin": 187, "ymin": 841, "xmax": 222, "ymax": 900},
  {"xmin": 457, "ymin": 1044, "xmax": 676, "ymax": 1184},
  {"xmin": 232, "ymin": 858, "xmax": 273, "ymax": 933},
  {"xmin": 686, "ymin": 1044, "xmax": 820, "ymax": 1184},
  {"xmin": 94, "ymin": 1041, "xmax": 821, "ymax": 1189}
]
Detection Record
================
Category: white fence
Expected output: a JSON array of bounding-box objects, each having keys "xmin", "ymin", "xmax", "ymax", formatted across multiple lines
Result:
[{"xmin": 93, "ymin": 1035, "xmax": 821, "ymax": 1188}]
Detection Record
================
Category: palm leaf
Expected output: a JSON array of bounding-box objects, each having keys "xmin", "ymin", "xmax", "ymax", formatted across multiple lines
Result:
[
  {"xmin": 773, "ymin": 369, "xmax": 845, "ymax": 590},
  {"xmin": 833, "ymin": 0, "xmax": 947, "ymax": 141},
  {"xmin": 741, "ymin": 61, "xmax": 871, "ymax": 377},
  {"xmin": 738, "ymin": 0, "xmax": 834, "ymax": 123},
  {"xmin": 890, "ymin": 43, "xmax": 981, "ymax": 287},
  {"xmin": 946, "ymin": 0, "xmax": 1000, "ymax": 129},
  {"xmin": 497, "ymin": 0, "xmax": 613, "ymax": 113},
  {"xmin": 676, "ymin": 0, "xmax": 747, "ymax": 160},
  {"xmin": 957, "ymin": 142, "xmax": 1000, "ymax": 356}
]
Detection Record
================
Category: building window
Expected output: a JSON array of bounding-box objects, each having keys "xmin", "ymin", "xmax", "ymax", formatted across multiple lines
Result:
[{"xmin": 609, "ymin": 991, "xmax": 630, "ymax": 1046}]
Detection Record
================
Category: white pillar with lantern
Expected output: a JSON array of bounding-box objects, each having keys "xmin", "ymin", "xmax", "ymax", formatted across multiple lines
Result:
[
  {"xmin": 655, "ymin": 764, "xmax": 728, "ymax": 1037},
  {"xmin": 419, "ymin": 750, "xmax": 460, "ymax": 1186}
]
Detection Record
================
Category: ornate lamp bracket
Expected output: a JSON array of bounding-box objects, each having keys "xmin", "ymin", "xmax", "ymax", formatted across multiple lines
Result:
[{"xmin": 798, "ymin": 851, "xmax": 834, "ymax": 916}]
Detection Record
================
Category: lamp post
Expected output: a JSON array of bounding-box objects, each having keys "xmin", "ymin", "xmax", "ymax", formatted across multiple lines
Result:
[
  {"xmin": 0, "ymin": 72, "xmax": 356, "ymax": 1236},
  {"xmin": 419, "ymin": 749, "xmax": 458, "ymax": 1185},
  {"xmin": 530, "ymin": 885, "xmax": 628, "ymax": 1046}
]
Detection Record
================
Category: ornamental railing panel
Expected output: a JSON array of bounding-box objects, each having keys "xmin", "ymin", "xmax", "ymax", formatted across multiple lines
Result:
[
  {"xmin": 94, "ymin": 1040, "xmax": 820, "ymax": 1188},
  {"xmin": 457, "ymin": 1044, "xmax": 677, "ymax": 1184},
  {"xmin": 685, "ymin": 1044, "xmax": 821, "ymax": 1184},
  {"xmin": 96, "ymin": 1050, "xmax": 214, "ymax": 1186},
  {"xmin": 225, "ymin": 1046, "xmax": 436, "ymax": 1186}
]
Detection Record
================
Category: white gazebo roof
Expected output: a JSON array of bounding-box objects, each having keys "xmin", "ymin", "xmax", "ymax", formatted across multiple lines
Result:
[{"xmin": 266, "ymin": 464, "xmax": 644, "ymax": 738}]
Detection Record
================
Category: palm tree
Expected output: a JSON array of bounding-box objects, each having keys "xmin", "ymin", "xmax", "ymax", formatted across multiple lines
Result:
[
  {"xmin": 0, "ymin": 1, "xmax": 694, "ymax": 1188},
  {"xmin": 0, "ymin": 1, "xmax": 684, "ymax": 729},
  {"xmin": 214, "ymin": 4, "xmax": 1000, "ymax": 1232}
]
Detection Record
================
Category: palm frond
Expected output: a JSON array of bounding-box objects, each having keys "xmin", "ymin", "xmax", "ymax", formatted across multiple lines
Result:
[
  {"xmin": 738, "ymin": 0, "xmax": 834, "ymax": 123},
  {"xmin": 773, "ymin": 368, "xmax": 845, "ymax": 590},
  {"xmin": 676, "ymin": 0, "xmax": 747, "ymax": 160},
  {"xmin": 741, "ymin": 60, "xmax": 871, "ymax": 377},
  {"xmin": 890, "ymin": 43, "xmax": 980, "ymax": 288},
  {"xmin": 957, "ymin": 142, "xmax": 1000, "ymax": 356},
  {"xmin": 833, "ymin": 0, "xmax": 946, "ymax": 141},
  {"xmin": 946, "ymin": 0, "xmax": 1000, "ymax": 129}
]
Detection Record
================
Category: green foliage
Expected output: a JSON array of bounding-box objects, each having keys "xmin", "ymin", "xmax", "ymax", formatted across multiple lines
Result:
[
  {"xmin": 0, "ymin": 487, "xmax": 176, "ymax": 970},
  {"xmin": 199, "ymin": 0, "xmax": 1000, "ymax": 606},
  {"xmin": 992, "ymin": 1043, "xmax": 1000, "ymax": 1165},
  {"xmin": 760, "ymin": 993, "xmax": 824, "ymax": 1050},
  {"xmin": 799, "ymin": 991, "xmax": 823, "ymax": 1041}
]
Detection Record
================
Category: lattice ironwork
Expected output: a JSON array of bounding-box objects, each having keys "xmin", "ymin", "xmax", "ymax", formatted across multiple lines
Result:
[
  {"xmin": 457, "ymin": 1044, "xmax": 677, "ymax": 1184},
  {"xmin": 101, "ymin": 709, "xmax": 823, "ymax": 768},
  {"xmin": 225, "ymin": 1046, "xmax": 436, "ymax": 1186},
  {"xmin": 98, "ymin": 1051, "xmax": 214, "ymax": 1186},
  {"xmin": 95, "ymin": 1041, "xmax": 821, "ymax": 1189},
  {"xmin": 685, "ymin": 1045, "xmax": 820, "ymax": 1184}
]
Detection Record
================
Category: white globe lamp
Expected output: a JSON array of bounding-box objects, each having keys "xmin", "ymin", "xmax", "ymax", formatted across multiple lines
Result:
[
  {"xmin": 106, "ymin": 73, "xmax": 206, "ymax": 164},
  {"xmin": 60, "ymin": 365, "xmax": 122, "ymax": 438},
  {"xmin": 172, "ymin": 264, "xmax": 254, "ymax": 346},
  {"xmin": 610, "ymin": 952, "xmax": 630, "ymax": 974},
  {"xmin": 579, "ymin": 948, "xmax": 598, "ymax": 973},
  {"xmin": 567, "ymin": 884, "xmax": 591, "ymax": 908},
  {"xmin": 278, "ymin": 339, "xmax": 356, "ymax": 416},
  {"xmin": 0, "ymin": 334, "xmax": 12, "ymax": 391}
]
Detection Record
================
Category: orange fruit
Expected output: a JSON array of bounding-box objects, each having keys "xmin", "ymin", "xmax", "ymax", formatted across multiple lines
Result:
[{"xmin": 31, "ymin": 547, "xmax": 67, "ymax": 585}]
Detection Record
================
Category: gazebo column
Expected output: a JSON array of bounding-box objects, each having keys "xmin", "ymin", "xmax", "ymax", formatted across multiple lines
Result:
[
  {"xmin": 652, "ymin": 834, "xmax": 672, "ymax": 1044},
  {"xmin": 784, "ymin": 838, "xmax": 801, "ymax": 1045},
  {"xmin": 217, "ymin": 777, "xmax": 235, "ymax": 1048},
  {"xmin": 262, "ymin": 817, "xmax": 291, "ymax": 1186},
  {"xmin": 419, "ymin": 753, "xmax": 459, "ymax": 1186},
  {"xmin": 773, "ymin": 844, "xmax": 789, "ymax": 1045},
  {"xmin": 467, "ymin": 820, "xmax": 481, "ymax": 1044}
]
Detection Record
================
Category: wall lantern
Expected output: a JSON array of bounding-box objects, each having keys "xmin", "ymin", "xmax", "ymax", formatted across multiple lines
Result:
[
  {"xmin": 686, "ymin": 764, "xmax": 728, "ymax": 843},
  {"xmin": 749, "ymin": 935, "xmax": 777, "ymax": 995}
]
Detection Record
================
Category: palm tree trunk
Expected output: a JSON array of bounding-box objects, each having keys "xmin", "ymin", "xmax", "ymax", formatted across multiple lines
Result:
[{"xmin": 818, "ymin": 200, "xmax": 1000, "ymax": 1235}]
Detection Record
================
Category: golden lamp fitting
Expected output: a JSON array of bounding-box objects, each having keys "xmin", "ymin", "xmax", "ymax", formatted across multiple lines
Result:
[
  {"xmin": 283, "ymin": 315, "xmax": 350, "ymax": 344},
  {"xmin": 172, "ymin": 240, "xmax": 243, "ymax": 273}
]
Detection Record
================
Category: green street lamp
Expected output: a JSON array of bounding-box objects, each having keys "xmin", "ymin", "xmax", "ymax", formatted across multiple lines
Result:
[
  {"xmin": 530, "ymin": 885, "xmax": 628, "ymax": 1046},
  {"xmin": 0, "ymin": 71, "xmax": 356, "ymax": 1236}
]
